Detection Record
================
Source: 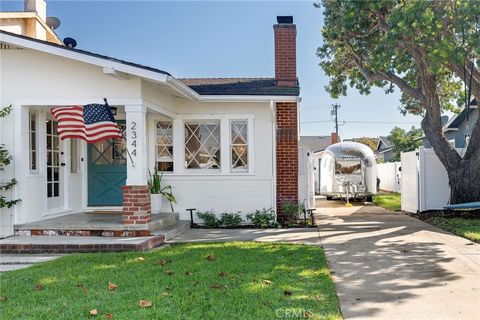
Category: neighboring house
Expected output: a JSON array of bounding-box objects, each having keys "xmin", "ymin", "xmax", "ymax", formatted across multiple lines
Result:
[
  {"xmin": 299, "ymin": 135, "xmax": 333, "ymax": 153},
  {"xmin": 0, "ymin": 0, "xmax": 62, "ymax": 44},
  {"xmin": 375, "ymin": 136, "xmax": 395, "ymax": 162},
  {"xmin": 0, "ymin": 1, "xmax": 301, "ymax": 237},
  {"xmin": 423, "ymin": 99, "xmax": 478, "ymax": 149}
]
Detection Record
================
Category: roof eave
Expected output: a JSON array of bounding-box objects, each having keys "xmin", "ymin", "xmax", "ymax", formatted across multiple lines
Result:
[{"xmin": 197, "ymin": 95, "xmax": 300, "ymax": 102}]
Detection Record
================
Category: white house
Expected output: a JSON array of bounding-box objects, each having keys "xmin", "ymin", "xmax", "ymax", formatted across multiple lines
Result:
[{"xmin": 0, "ymin": 1, "xmax": 302, "ymax": 238}]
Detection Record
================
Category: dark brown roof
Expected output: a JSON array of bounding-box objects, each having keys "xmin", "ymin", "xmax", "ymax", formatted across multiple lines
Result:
[
  {"xmin": 1, "ymin": 31, "xmax": 300, "ymax": 97},
  {"xmin": 0, "ymin": 30, "xmax": 171, "ymax": 76},
  {"xmin": 180, "ymin": 78, "xmax": 300, "ymax": 96}
]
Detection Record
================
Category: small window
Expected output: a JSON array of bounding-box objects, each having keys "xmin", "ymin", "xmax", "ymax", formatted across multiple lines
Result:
[
  {"xmin": 155, "ymin": 120, "xmax": 174, "ymax": 171},
  {"xmin": 230, "ymin": 120, "xmax": 248, "ymax": 172},
  {"xmin": 29, "ymin": 111, "xmax": 38, "ymax": 172},
  {"xmin": 70, "ymin": 139, "xmax": 79, "ymax": 174},
  {"xmin": 184, "ymin": 120, "xmax": 221, "ymax": 169}
]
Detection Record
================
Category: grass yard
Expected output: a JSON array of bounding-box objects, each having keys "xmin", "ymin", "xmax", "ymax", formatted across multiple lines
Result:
[
  {"xmin": 428, "ymin": 217, "xmax": 480, "ymax": 243},
  {"xmin": 373, "ymin": 193, "xmax": 401, "ymax": 211},
  {"xmin": 0, "ymin": 242, "xmax": 341, "ymax": 320}
]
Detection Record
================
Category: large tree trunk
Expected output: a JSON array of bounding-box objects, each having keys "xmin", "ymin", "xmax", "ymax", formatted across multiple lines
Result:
[
  {"xmin": 421, "ymin": 101, "xmax": 480, "ymax": 205},
  {"xmin": 447, "ymin": 157, "xmax": 480, "ymax": 204}
]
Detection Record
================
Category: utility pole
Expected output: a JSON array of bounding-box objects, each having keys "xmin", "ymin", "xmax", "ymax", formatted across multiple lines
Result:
[{"xmin": 331, "ymin": 104, "xmax": 340, "ymax": 136}]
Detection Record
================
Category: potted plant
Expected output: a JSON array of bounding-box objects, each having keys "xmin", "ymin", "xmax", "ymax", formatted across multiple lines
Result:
[{"xmin": 148, "ymin": 168, "xmax": 176, "ymax": 213}]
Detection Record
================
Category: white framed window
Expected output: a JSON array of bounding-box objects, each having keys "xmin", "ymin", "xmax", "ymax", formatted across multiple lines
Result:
[
  {"xmin": 184, "ymin": 120, "xmax": 221, "ymax": 170},
  {"xmin": 155, "ymin": 120, "xmax": 174, "ymax": 172},
  {"xmin": 70, "ymin": 139, "xmax": 79, "ymax": 174},
  {"xmin": 230, "ymin": 120, "xmax": 248, "ymax": 172},
  {"xmin": 28, "ymin": 111, "xmax": 38, "ymax": 172}
]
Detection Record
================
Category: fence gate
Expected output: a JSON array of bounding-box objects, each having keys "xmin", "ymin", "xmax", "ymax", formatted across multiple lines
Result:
[{"xmin": 401, "ymin": 151, "xmax": 419, "ymax": 213}]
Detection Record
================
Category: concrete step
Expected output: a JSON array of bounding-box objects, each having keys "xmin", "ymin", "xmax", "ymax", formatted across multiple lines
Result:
[
  {"xmin": 152, "ymin": 220, "xmax": 190, "ymax": 241},
  {"xmin": 149, "ymin": 213, "xmax": 179, "ymax": 233},
  {"xmin": 14, "ymin": 212, "xmax": 179, "ymax": 237},
  {"xmin": 0, "ymin": 235, "xmax": 165, "ymax": 253}
]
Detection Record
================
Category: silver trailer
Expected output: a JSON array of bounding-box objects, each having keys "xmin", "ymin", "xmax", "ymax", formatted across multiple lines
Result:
[{"xmin": 319, "ymin": 142, "xmax": 377, "ymax": 201}]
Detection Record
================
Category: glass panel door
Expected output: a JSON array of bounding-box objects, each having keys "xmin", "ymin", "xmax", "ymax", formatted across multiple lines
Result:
[{"xmin": 46, "ymin": 117, "xmax": 64, "ymax": 211}]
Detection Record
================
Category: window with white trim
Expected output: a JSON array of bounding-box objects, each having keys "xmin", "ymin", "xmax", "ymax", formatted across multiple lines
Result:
[
  {"xmin": 155, "ymin": 120, "xmax": 174, "ymax": 171},
  {"xmin": 184, "ymin": 120, "xmax": 221, "ymax": 169},
  {"xmin": 28, "ymin": 111, "xmax": 38, "ymax": 172},
  {"xmin": 230, "ymin": 120, "xmax": 248, "ymax": 172}
]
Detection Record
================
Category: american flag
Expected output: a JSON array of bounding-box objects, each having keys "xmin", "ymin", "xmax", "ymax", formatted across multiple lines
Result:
[{"xmin": 51, "ymin": 104, "xmax": 123, "ymax": 143}]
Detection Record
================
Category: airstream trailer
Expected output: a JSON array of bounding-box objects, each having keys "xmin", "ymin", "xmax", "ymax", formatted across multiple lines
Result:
[{"xmin": 319, "ymin": 142, "xmax": 377, "ymax": 201}]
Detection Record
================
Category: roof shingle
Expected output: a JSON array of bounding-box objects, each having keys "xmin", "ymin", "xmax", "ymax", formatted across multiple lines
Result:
[{"xmin": 179, "ymin": 78, "xmax": 300, "ymax": 96}]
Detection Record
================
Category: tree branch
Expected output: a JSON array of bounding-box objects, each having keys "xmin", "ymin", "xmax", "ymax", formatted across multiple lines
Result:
[{"xmin": 344, "ymin": 41, "xmax": 424, "ymax": 102}]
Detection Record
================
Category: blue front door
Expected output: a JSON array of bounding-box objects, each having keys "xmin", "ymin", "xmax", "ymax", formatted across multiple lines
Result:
[{"xmin": 88, "ymin": 123, "xmax": 127, "ymax": 206}]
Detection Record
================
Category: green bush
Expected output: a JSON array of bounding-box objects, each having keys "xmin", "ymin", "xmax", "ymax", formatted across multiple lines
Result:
[
  {"xmin": 220, "ymin": 212, "xmax": 243, "ymax": 228},
  {"xmin": 197, "ymin": 211, "xmax": 221, "ymax": 228},
  {"xmin": 247, "ymin": 208, "xmax": 277, "ymax": 228},
  {"xmin": 281, "ymin": 201, "xmax": 305, "ymax": 222}
]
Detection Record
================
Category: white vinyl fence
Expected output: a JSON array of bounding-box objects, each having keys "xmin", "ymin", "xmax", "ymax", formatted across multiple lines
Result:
[
  {"xmin": 298, "ymin": 148, "xmax": 315, "ymax": 210},
  {"xmin": 401, "ymin": 147, "xmax": 455, "ymax": 213},
  {"xmin": 377, "ymin": 162, "xmax": 401, "ymax": 193}
]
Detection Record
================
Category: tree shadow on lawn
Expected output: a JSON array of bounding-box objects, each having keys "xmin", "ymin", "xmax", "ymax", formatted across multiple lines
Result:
[{"xmin": 316, "ymin": 214, "xmax": 462, "ymax": 319}]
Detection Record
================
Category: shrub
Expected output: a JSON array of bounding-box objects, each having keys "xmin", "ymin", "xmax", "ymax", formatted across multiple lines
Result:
[
  {"xmin": 220, "ymin": 212, "xmax": 243, "ymax": 228},
  {"xmin": 197, "ymin": 211, "xmax": 221, "ymax": 228},
  {"xmin": 281, "ymin": 201, "xmax": 305, "ymax": 222},
  {"xmin": 247, "ymin": 208, "xmax": 277, "ymax": 228}
]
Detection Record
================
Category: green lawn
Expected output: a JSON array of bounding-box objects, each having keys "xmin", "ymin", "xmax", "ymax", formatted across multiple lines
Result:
[
  {"xmin": 0, "ymin": 242, "xmax": 341, "ymax": 320},
  {"xmin": 428, "ymin": 217, "xmax": 480, "ymax": 243},
  {"xmin": 373, "ymin": 193, "xmax": 401, "ymax": 211}
]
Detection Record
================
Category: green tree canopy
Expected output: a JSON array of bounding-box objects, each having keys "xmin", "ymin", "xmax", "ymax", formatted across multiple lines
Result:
[
  {"xmin": 388, "ymin": 126, "xmax": 423, "ymax": 161},
  {"xmin": 316, "ymin": 0, "xmax": 480, "ymax": 204}
]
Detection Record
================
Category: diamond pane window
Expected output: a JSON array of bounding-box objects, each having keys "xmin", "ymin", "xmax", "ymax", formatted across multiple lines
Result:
[
  {"xmin": 231, "ymin": 120, "xmax": 248, "ymax": 172},
  {"xmin": 156, "ymin": 121, "xmax": 174, "ymax": 171},
  {"xmin": 185, "ymin": 120, "xmax": 221, "ymax": 169}
]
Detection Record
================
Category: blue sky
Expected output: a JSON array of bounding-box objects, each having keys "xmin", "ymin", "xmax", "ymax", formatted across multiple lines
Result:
[{"xmin": 2, "ymin": 0, "xmax": 423, "ymax": 139}]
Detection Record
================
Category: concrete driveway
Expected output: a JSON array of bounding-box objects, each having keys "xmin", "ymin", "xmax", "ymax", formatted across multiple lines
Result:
[{"xmin": 317, "ymin": 199, "xmax": 480, "ymax": 320}]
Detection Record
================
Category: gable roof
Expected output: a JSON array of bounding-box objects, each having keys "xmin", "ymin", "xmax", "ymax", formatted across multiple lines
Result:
[
  {"xmin": 377, "ymin": 136, "xmax": 392, "ymax": 150},
  {"xmin": 180, "ymin": 78, "xmax": 300, "ymax": 96},
  {"xmin": 299, "ymin": 136, "xmax": 332, "ymax": 152},
  {"xmin": 0, "ymin": 30, "xmax": 300, "ymax": 100},
  {"xmin": 445, "ymin": 102, "xmax": 478, "ymax": 131},
  {"xmin": 0, "ymin": 30, "xmax": 171, "ymax": 76}
]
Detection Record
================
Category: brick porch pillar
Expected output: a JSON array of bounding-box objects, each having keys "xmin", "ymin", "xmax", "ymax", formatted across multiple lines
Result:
[
  {"xmin": 122, "ymin": 185, "xmax": 151, "ymax": 225},
  {"xmin": 123, "ymin": 104, "xmax": 150, "ymax": 225}
]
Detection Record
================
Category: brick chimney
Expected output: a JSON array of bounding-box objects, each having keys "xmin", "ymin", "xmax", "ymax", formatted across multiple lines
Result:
[
  {"xmin": 331, "ymin": 132, "xmax": 339, "ymax": 144},
  {"xmin": 274, "ymin": 16, "xmax": 299, "ymax": 222},
  {"xmin": 274, "ymin": 16, "xmax": 297, "ymax": 87}
]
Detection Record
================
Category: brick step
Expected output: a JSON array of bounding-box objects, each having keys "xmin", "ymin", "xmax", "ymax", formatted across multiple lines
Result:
[
  {"xmin": 0, "ymin": 235, "xmax": 165, "ymax": 253},
  {"xmin": 14, "ymin": 212, "xmax": 179, "ymax": 237}
]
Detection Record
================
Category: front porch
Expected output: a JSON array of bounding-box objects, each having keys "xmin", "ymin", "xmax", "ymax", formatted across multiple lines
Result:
[{"xmin": 14, "ymin": 211, "xmax": 188, "ymax": 238}]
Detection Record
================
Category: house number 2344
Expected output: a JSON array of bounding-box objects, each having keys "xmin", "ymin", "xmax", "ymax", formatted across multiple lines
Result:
[{"xmin": 130, "ymin": 121, "xmax": 137, "ymax": 157}]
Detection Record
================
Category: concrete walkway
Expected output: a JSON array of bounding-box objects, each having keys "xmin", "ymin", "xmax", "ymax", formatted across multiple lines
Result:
[
  {"xmin": 0, "ymin": 253, "xmax": 63, "ymax": 272},
  {"xmin": 316, "ymin": 200, "xmax": 480, "ymax": 320},
  {"xmin": 169, "ymin": 228, "xmax": 321, "ymax": 244}
]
